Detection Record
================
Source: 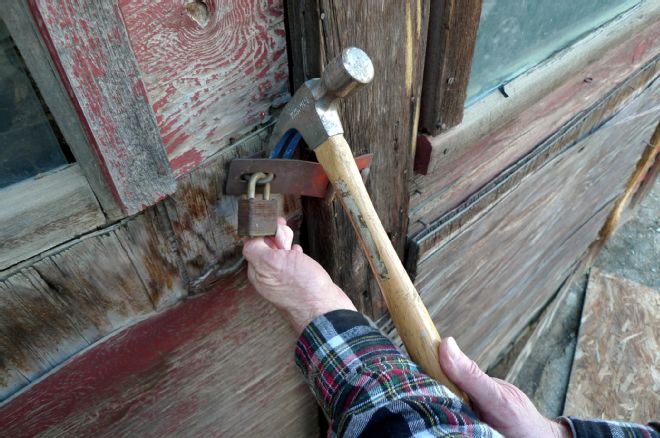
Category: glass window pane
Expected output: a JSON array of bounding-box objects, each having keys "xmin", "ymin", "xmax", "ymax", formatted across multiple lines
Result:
[
  {"xmin": 467, "ymin": 0, "xmax": 642, "ymax": 105},
  {"xmin": 0, "ymin": 18, "xmax": 68, "ymax": 189}
]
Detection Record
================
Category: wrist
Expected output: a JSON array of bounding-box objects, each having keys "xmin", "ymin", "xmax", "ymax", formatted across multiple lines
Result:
[
  {"xmin": 548, "ymin": 419, "xmax": 572, "ymax": 438},
  {"xmin": 286, "ymin": 285, "xmax": 357, "ymax": 334}
]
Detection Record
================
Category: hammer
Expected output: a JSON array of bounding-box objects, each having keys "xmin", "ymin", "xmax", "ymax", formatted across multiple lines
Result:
[{"xmin": 269, "ymin": 47, "xmax": 469, "ymax": 402}]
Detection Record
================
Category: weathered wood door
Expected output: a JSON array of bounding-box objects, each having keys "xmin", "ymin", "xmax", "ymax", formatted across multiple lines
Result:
[{"xmin": 0, "ymin": 0, "xmax": 658, "ymax": 436}]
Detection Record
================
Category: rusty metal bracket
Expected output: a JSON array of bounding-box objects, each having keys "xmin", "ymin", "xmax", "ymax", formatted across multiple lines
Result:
[{"xmin": 226, "ymin": 154, "xmax": 373, "ymax": 198}]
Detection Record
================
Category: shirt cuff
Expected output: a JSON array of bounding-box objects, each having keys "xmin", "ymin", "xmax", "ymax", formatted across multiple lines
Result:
[
  {"xmin": 559, "ymin": 416, "xmax": 660, "ymax": 437},
  {"xmin": 294, "ymin": 309, "xmax": 412, "ymax": 416}
]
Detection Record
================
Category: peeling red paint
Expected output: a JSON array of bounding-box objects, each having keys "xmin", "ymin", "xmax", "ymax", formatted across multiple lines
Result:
[
  {"xmin": 118, "ymin": 0, "xmax": 289, "ymax": 175},
  {"xmin": 0, "ymin": 270, "xmax": 314, "ymax": 437}
]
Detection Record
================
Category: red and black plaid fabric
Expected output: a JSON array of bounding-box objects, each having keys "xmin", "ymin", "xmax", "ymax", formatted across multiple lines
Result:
[{"xmin": 295, "ymin": 310, "xmax": 659, "ymax": 438}]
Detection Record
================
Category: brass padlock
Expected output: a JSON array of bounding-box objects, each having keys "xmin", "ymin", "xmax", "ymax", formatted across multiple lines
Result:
[{"xmin": 237, "ymin": 172, "xmax": 278, "ymax": 237}]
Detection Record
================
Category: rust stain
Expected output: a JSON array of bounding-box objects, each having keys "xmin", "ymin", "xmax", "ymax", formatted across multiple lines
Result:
[
  {"xmin": 142, "ymin": 237, "xmax": 179, "ymax": 307},
  {"xmin": 181, "ymin": 184, "xmax": 214, "ymax": 221}
]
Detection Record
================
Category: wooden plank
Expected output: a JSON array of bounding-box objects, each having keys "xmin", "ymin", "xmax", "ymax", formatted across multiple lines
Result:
[
  {"xmin": 164, "ymin": 125, "xmax": 302, "ymax": 290},
  {"xmin": 412, "ymin": 2, "xmax": 659, "ymax": 176},
  {"xmin": 0, "ymin": 165, "xmax": 105, "ymax": 270},
  {"xmin": 409, "ymin": 61, "xmax": 659, "ymax": 254},
  {"xmin": 114, "ymin": 205, "xmax": 187, "ymax": 310},
  {"xmin": 0, "ymin": 271, "xmax": 318, "ymax": 437},
  {"xmin": 283, "ymin": 0, "xmax": 321, "ymax": 93},
  {"xmin": 0, "ymin": 2, "xmax": 122, "ymax": 219},
  {"xmin": 564, "ymin": 269, "xmax": 659, "ymax": 422},
  {"xmin": 407, "ymin": 80, "xmax": 659, "ymax": 369},
  {"xmin": 0, "ymin": 268, "xmax": 90, "ymax": 399},
  {"xmin": 0, "ymin": 221, "xmax": 165, "ymax": 400},
  {"xmin": 288, "ymin": 0, "xmax": 430, "ymax": 319},
  {"xmin": 504, "ymin": 257, "xmax": 592, "ymax": 384},
  {"xmin": 28, "ymin": 0, "xmax": 176, "ymax": 215},
  {"xmin": 29, "ymin": 232, "xmax": 156, "ymax": 341},
  {"xmin": 410, "ymin": 21, "xmax": 660, "ymax": 236},
  {"xmin": 118, "ymin": 0, "xmax": 290, "ymax": 175},
  {"xmin": 419, "ymin": 0, "xmax": 482, "ymax": 134},
  {"xmin": 600, "ymin": 122, "xmax": 660, "ymax": 240}
]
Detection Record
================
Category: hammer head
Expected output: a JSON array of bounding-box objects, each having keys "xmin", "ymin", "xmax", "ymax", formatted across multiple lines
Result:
[{"xmin": 267, "ymin": 47, "xmax": 374, "ymax": 152}]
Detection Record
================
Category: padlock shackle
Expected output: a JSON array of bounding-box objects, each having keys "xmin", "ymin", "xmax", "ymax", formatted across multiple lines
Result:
[{"xmin": 247, "ymin": 172, "xmax": 272, "ymax": 200}]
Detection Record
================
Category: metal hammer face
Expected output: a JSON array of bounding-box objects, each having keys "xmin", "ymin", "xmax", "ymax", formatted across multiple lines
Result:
[{"xmin": 267, "ymin": 47, "xmax": 374, "ymax": 151}]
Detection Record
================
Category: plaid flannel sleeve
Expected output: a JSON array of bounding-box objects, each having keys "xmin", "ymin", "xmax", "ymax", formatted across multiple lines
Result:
[
  {"xmin": 560, "ymin": 417, "xmax": 660, "ymax": 437},
  {"xmin": 294, "ymin": 309, "xmax": 500, "ymax": 437},
  {"xmin": 295, "ymin": 309, "xmax": 660, "ymax": 438}
]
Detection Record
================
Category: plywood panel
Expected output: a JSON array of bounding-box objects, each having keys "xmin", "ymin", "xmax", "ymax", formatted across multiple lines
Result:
[
  {"xmin": 119, "ymin": 0, "xmax": 289, "ymax": 175},
  {"xmin": 564, "ymin": 269, "xmax": 659, "ymax": 422},
  {"xmin": 0, "ymin": 271, "xmax": 317, "ymax": 438},
  {"xmin": 409, "ymin": 79, "xmax": 658, "ymax": 369}
]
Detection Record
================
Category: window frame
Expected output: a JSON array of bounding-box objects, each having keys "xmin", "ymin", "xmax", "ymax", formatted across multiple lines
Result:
[
  {"xmin": 416, "ymin": 1, "xmax": 658, "ymax": 174},
  {"xmin": 0, "ymin": 2, "xmax": 176, "ymax": 271}
]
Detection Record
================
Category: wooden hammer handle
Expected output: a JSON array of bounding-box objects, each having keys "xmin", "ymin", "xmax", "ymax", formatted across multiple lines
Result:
[{"xmin": 315, "ymin": 134, "xmax": 469, "ymax": 403}]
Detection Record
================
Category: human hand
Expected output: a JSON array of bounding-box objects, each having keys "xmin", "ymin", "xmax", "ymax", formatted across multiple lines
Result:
[
  {"xmin": 242, "ymin": 217, "xmax": 356, "ymax": 334},
  {"xmin": 439, "ymin": 337, "xmax": 571, "ymax": 438}
]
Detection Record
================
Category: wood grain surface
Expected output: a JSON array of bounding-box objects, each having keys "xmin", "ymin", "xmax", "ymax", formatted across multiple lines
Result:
[
  {"xmin": 0, "ymin": 204, "xmax": 191, "ymax": 400},
  {"xmin": 0, "ymin": 271, "xmax": 317, "ymax": 438},
  {"xmin": 408, "ymin": 79, "xmax": 659, "ymax": 369},
  {"xmin": 0, "ymin": 126, "xmax": 301, "ymax": 402},
  {"xmin": 412, "ymin": 2, "xmax": 659, "ymax": 177},
  {"xmin": 163, "ymin": 124, "xmax": 302, "ymax": 290},
  {"xmin": 28, "ymin": 0, "xmax": 176, "ymax": 215},
  {"xmin": 287, "ymin": 0, "xmax": 430, "ymax": 320},
  {"xmin": 119, "ymin": 0, "xmax": 290, "ymax": 175},
  {"xmin": 564, "ymin": 269, "xmax": 659, "ymax": 422},
  {"xmin": 410, "ymin": 24, "xmax": 660, "ymax": 235},
  {"xmin": 0, "ymin": 165, "xmax": 105, "ymax": 270},
  {"xmin": 419, "ymin": 0, "xmax": 482, "ymax": 134},
  {"xmin": 409, "ymin": 62, "xmax": 659, "ymax": 256}
]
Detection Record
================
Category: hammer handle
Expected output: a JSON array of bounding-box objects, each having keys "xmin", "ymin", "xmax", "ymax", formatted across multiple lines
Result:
[{"xmin": 315, "ymin": 134, "xmax": 469, "ymax": 403}]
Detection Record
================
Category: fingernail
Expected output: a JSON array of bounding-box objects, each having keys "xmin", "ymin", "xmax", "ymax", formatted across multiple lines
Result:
[{"xmin": 445, "ymin": 337, "xmax": 461, "ymax": 366}]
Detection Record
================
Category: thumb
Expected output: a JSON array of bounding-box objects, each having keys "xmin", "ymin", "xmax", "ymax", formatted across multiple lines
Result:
[
  {"xmin": 242, "ymin": 237, "xmax": 274, "ymax": 264},
  {"xmin": 439, "ymin": 337, "xmax": 502, "ymax": 409}
]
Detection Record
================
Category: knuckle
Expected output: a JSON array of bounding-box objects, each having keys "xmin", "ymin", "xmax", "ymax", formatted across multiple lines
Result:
[{"xmin": 466, "ymin": 360, "xmax": 483, "ymax": 379}]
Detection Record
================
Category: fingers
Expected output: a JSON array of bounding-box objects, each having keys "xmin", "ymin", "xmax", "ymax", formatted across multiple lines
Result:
[
  {"xmin": 439, "ymin": 337, "xmax": 501, "ymax": 409},
  {"xmin": 242, "ymin": 237, "xmax": 273, "ymax": 264},
  {"xmin": 274, "ymin": 221, "xmax": 294, "ymax": 250},
  {"xmin": 244, "ymin": 217, "xmax": 297, "ymax": 254}
]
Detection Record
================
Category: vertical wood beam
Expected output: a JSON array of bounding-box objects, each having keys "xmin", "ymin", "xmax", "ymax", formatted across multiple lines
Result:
[
  {"xmin": 285, "ymin": 0, "xmax": 430, "ymax": 319},
  {"xmin": 419, "ymin": 0, "xmax": 482, "ymax": 134},
  {"xmin": 28, "ymin": 0, "xmax": 176, "ymax": 215}
]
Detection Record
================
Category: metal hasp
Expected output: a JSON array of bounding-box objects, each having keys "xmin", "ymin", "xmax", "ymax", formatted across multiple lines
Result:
[
  {"xmin": 226, "ymin": 154, "xmax": 373, "ymax": 198},
  {"xmin": 266, "ymin": 47, "xmax": 375, "ymax": 152}
]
